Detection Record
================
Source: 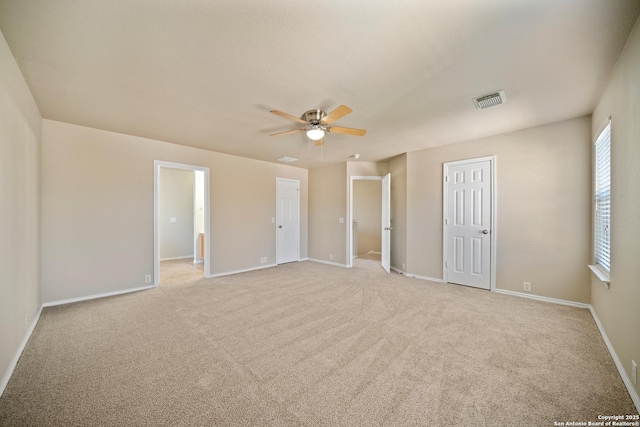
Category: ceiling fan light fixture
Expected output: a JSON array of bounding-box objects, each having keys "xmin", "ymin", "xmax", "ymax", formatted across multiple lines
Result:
[{"xmin": 306, "ymin": 128, "xmax": 325, "ymax": 141}]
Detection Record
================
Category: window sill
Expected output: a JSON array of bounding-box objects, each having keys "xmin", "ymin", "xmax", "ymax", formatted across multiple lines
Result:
[{"xmin": 588, "ymin": 265, "xmax": 610, "ymax": 288}]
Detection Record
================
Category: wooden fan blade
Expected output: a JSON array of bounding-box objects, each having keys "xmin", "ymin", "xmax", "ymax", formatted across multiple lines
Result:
[
  {"xmin": 270, "ymin": 129, "xmax": 303, "ymax": 137},
  {"xmin": 327, "ymin": 126, "xmax": 367, "ymax": 136},
  {"xmin": 321, "ymin": 105, "xmax": 352, "ymax": 124},
  {"xmin": 270, "ymin": 110, "xmax": 307, "ymax": 125},
  {"xmin": 314, "ymin": 138, "xmax": 324, "ymax": 146}
]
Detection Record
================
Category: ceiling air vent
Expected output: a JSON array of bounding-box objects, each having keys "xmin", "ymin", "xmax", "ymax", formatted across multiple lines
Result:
[{"xmin": 473, "ymin": 90, "xmax": 507, "ymax": 110}]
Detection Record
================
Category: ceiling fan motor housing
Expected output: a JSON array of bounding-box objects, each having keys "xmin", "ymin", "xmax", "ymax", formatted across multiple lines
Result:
[{"xmin": 303, "ymin": 109, "xmax": 327, "ymax": 126}]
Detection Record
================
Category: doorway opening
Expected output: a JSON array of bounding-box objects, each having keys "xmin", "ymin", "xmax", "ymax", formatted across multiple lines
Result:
[
  {"xmin": 348, "ymin": 174, "xmax": 391, "ymax": 273},
  {"xmin": 154, "ymin": 161, "xmax": 210, "ymax": 286}
]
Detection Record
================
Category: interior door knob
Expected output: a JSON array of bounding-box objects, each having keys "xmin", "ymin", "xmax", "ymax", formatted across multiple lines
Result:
[
  {"xmin": 482, "ymin": 230, "xmax": 489, "ymax": 234},
  {"xmin": 278, "ymin": 225, "xmax": 283, "ymax": 228}
]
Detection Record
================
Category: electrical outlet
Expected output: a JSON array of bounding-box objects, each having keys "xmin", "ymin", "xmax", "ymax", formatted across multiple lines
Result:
[
  {"xmin": 329, "ymin": 254, "xmax": 333, "ymax": 261},
  {"xmin": 632, "ymin": 360, "xmax": 637, "ymax": 386},
  {"xmin": 145, "ymin": 274, "xmax": 151, "ymax": 283},
  {"xmin": 523, "ymin": 282, "xmax": 531, "ymax": 292},
  {"xmin": 260, "ymin": 257, "xmax": 267, "ymax": 264}
]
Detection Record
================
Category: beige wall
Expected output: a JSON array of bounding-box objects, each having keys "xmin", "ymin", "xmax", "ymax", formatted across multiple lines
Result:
[
  {"xmin": 0, "ymin": 31, "xmax": 41, "ymax": 391},
  {"xmin": 41, "ymin": 120, "xmax": 308, "ymax": 302},
  {"xmin": 308, "ymin": 163, "xmax": 347, "ymax": 264},
  {"xmin": 388, "ymin": 154, "xmax": 407, "ymax": 271},
  {"xmin": 308, "ymin": 160, "xmax": 398, "ymax": 266},
  {"xmin": 159, "ymin": 168, "xmax": 195, "ymax": 260},
  {"xmin": 406, "ymin": 117, "xmax": 592, "ymax": 303},
  {"xmin": 353, "ymin": 180, "xmax": 382, "ymax": 256},
  {"xmin": 347, "ymin": 161, "xmax": 388, "ymax": 177},
  {"xmin": 591, "ymin": 18, "xmax": 640, "ymax": 398}
]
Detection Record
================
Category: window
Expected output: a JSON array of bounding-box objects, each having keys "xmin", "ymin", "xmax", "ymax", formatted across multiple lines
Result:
[{"xmin": 593, "ymin": 121, "xmax": 611, "ymax": 276}]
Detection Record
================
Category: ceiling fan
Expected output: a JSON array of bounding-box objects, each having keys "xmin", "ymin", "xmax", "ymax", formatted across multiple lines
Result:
[{"xmin": 269, "ymin": 105, "xmax": 367, "ymax": 146}]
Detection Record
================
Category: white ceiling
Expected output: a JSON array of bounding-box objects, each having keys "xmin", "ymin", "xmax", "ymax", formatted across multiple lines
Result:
[{"xmin": 1, "ymin": 0, "xmax": 638, "ymax": 169}]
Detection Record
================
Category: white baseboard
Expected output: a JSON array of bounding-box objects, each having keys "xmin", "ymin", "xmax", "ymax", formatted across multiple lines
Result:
[
  {"xmin": 0, "ymin": 305, "xmax": 43, "ymax": 397},
  {"xmin": 193, "ymin": 259, "xmax": 203, "ymax": 264},
  {"xmin": 299, "ymin": 257, "xmax": 309, "ymax": 261},
  {"xmin": 207, "ymin": 263, "xmax": 276, "ymax": 278},
  {"xmin": 42, "ymin": 284, "xmax": 155, "ymax": 307},
  {"xmin": 493, "ymin": 288, "xmax": 590, "ymax": 309},
  {"xmin": 398, "ymin": 269, "xmax": 444, "ymax": 283},
  {"xmin": 160, "ymin": 255, "xmax": 194, "ymax": 261},
  {"xmin": 308, "ymin": 258, "xmax": 348, "ymax": 268},
  {"xmin": 589, "ymin": 306, "xmax": 640, "ymax": 413}
]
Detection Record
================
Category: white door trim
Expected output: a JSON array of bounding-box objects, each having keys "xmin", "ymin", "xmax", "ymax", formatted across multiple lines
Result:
[
  {"xmin": 154, "ymin": 160, "xmax": 211, "ymax": 286},
  {"xmin": 348, "ymin": 175, "xmax": 384, "ymax": 269},
  {"xmin": 442, "ymin": 156, "xmax": 497, "ymax": 291},
  {"xmin": 276, "ymin": 177, "xmax": 300, "ymax": 264}
]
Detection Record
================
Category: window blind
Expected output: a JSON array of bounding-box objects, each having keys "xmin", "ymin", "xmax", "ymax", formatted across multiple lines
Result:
[{"xmin": 594, "ymin": 122, "xmax": 611, "ymax": 272}]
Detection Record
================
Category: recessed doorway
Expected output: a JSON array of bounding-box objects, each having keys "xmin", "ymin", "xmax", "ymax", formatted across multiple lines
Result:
[
  {"xmin": 348, "ymin": 173, "xmax": 391, "ymax": 273},
  {"xmin": 154, "ymin": 161, "xmax": 211, "ymax": 286}
]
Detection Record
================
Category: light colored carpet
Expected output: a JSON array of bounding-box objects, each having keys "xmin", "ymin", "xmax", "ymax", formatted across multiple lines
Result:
[
  {"xmin": 160, "ymin": 258, "xmax": 204, "ymax": 285},
  {"xmin": 0, "ymin": 260, "xmax": 636, "ymax": 426}
]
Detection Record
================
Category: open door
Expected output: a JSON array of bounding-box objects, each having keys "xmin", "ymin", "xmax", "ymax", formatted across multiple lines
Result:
[
  {"xmin": 381, "ymin": 173, "xmax": 391, "ymax": 273},
  {"xmin": 348, "ymin": 174, "xmax": 392, "ymax": 271}
]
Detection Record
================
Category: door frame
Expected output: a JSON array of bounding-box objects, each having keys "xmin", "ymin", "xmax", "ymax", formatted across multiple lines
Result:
[
  {"xmin": 276, "ymin": 177, "xmax": 300, "ymax": 265},
  {"xmin": 154, "ymin": 160, "xmax": 211, "ymax": 286},
  {"xmin": 442, "ymin": 156, "xmax": 497, "ymax": 291},
  {"xmin": 348, "ymin": 175, "xmax": 387, "ymax": 269}
]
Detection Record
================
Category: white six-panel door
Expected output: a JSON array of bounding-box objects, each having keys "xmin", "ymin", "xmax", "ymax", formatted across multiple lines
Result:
[
  {"xmin": 444, "ymin": 159, "xmax": 493, "ymax": 289},
  {"xmin": 276, "ymin": 178, "xmax": 300, "ymax": 265},
  {"xmin": 381, "ymin": 173, "xmax": 391, "ymax": 274}
]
